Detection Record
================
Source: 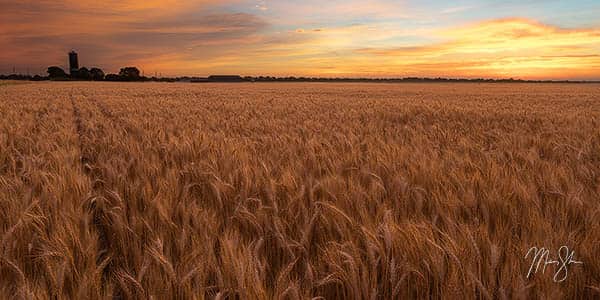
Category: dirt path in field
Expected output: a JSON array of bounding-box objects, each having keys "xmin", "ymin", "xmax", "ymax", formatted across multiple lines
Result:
[
  {"xmin": 70, "ymin": 99, "xmax": 86, "ymax": 168},
  {"xmin": 69, "ymin": 96, "xmax": 140, "ymax": 298},
  {"xmin": 69, "ymin": 96, "xmax": 135, "ymax": 189}
]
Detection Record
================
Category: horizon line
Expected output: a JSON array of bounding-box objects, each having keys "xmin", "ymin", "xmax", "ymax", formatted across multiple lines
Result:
[{"xmin": 2, "ymin": 72, "xmax": 600, "ymax": 83}]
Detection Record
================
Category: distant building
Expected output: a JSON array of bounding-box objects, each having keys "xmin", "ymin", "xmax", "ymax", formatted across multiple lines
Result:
[
  {"xmin": 208, "ymin": 75, "xmax": 244, "ymax": 82},
  {"xmin": 69, "ymin": 51, "xmax": 79, "ymax": 75}
]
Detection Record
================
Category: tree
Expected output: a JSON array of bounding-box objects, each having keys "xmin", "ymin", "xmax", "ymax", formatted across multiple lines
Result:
[
  {"xmin": 75, "ymin": 67, "xmax": 92, "ymax": 80},
  {"xmin": 90, "ymin": 67, "xmax": 105, "ymax": 81},
  {"xmin": 105, "ymin": 74, "xmax": 121, "ymax": 81},
  {"xmin": 119, "ymin": 67, "xmax": 140, "ymax": 81},
  {"xmin": 47, "ymin": 66, "xmax": 67, "ymax": 79}
]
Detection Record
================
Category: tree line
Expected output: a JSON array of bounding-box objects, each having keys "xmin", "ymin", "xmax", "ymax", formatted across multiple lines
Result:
[
  {"xmin": 45, "ymin": 66, "xmax": 143, "ymax": 81},
  {"xmin": 1, "ymin": 68, "xmax": 598, "ymax": 84}
]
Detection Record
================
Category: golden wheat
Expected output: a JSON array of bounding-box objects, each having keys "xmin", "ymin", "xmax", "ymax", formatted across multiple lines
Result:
[{"xmin": 1, "ymin": 82, "xmax": 599, "ymax": 299}]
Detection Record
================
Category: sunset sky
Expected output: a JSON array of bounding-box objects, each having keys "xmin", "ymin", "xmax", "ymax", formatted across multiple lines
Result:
[{"xmin": 1, "ymin": 0, "xmax": 600, "ymax": 79}]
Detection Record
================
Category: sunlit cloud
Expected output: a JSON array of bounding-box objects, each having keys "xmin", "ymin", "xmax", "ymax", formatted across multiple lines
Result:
[
  {"xmin": 441, "ymin": 5, "xmax": 475, "ymax": 15},
  {"xmin": 255, "ymin": 0, "xmax": 268, "ymax": 11},
  {"xmin": 358, "ymin": 18, "xmax": 600, "ymax": 79}
]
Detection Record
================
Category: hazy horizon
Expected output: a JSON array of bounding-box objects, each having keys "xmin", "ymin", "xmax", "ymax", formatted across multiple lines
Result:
[{"xmin": 2, "ymin": 0, "xmax": 600, "ymax": 80}]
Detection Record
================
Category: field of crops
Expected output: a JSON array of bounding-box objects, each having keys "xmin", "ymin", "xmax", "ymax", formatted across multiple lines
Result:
[{"xmin": 1, "ymin": 81, "xmax": 599, "ymax": 299}]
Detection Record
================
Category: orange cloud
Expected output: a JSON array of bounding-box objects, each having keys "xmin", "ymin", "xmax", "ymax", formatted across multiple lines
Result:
[
  {"xmin": 210, "ymin": 19, "xmax": 599, "ymax": 79},
  {"xmin": 130, "ymin": 18, "xmax": 600, "ymax": 79},
  {"xmin": 356, "ymin": 18, "xmax": 600, "ymax": 79},
  {"xmin": 0, "ymin": 0, "xmax": 261, "ymax": 74}
]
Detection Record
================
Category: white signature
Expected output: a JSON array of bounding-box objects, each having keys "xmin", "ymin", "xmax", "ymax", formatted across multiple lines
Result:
[{"xmin": 525, "ymin": 246, "xmax": 583, "ymax": 282}]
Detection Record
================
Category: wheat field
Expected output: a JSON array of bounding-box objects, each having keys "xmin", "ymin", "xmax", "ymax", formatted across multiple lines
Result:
[{"xmin": 1, "ymin": 82, "xmax": 599, "ymax": 299}]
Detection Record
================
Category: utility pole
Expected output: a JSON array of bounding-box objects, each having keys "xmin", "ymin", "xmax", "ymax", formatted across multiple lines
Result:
[{"xmin": 12, "ymin": 66, "xmax": 16, "ymax": 74}]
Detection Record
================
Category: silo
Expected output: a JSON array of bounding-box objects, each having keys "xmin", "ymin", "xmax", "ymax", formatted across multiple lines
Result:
[{"xmin": 69, "ymin": 51, "xmax": 79, "ymax": 75}]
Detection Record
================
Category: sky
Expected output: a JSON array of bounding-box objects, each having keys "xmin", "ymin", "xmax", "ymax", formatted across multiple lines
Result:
[{"xmin": 1, "ymin": 0, "xmax": 600, "ymax": 79}]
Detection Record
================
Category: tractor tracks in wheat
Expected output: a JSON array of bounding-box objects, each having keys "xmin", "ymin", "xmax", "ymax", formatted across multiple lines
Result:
[{"xmin": 70, "ymin": 95, "xmax": 143, "ymax": 298}]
